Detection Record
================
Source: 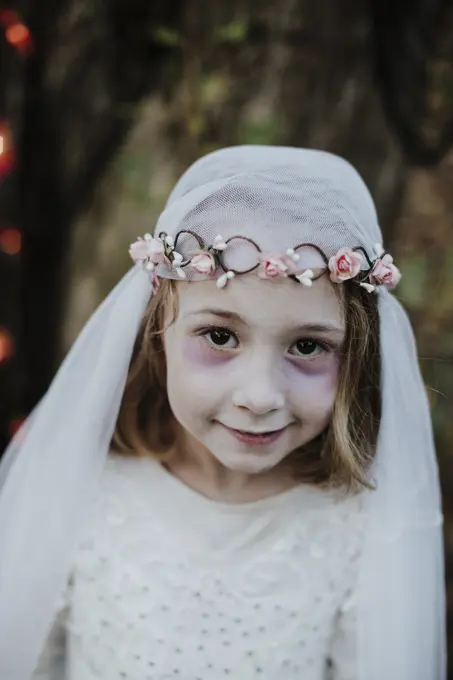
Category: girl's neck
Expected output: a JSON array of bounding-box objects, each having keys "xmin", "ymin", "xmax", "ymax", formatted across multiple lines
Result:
[{"xmin": 164, "ymin": 432, "xmax": 298, "ymax": 504}]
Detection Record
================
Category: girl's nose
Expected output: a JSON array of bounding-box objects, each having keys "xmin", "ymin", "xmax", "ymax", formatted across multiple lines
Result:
[{"xmin": 231, "ymin": 355, "xmax": 285, "ymax": 415}]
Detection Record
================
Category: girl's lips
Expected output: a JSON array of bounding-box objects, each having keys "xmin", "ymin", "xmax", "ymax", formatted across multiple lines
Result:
[{"xmin": 220, "ymin": 423, "xmax": 287, "ymax": 446}]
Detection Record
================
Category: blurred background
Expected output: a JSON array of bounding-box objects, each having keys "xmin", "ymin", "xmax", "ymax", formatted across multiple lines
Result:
[{"xmin": 0, "ymin": 0, "xmax": 453, "ymax": 671}]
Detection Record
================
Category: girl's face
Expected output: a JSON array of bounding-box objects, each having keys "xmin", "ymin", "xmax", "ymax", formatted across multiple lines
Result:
[{"xmin": 164, "ymin": 274, "xmax": 345, "ymax": 474}]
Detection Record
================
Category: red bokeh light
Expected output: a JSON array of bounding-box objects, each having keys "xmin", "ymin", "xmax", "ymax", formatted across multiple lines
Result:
[
  {"xmin": 0, "ymin": 10, "xmax": 32, "ymax": 55},
  {"xmin": 0, "ymin": 121, "xmax": 16, "ymax": 176},
  {"xmin": 5, "ymin": 22, "xmax": 31, "ymax": 54},
  {"xmin": 0, "ymin": 228, "xmax": 21, "ymax": 255},
  {"xmin": 0, "ymin": 228, "xmax": 21, "ymax": 254},
  {"xmin": 0, "ymin": 328, "xmax": 14, "ymax": 362}
]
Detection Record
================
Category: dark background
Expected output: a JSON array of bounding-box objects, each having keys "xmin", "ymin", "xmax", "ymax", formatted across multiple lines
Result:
[{"xmin": 1, "ymin": 0, "xmax": 453, "ymax": 669}]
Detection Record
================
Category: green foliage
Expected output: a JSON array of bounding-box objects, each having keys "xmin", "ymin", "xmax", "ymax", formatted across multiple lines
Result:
[
  {"xmin": 200, "ymin": 74, "xmax": 229, "ymax": 106},
  {"xmin": 397, "ymin": 255, "xmax": 429, "ymax": 308},
  {"xmin": 117, "ymin": 154, "xmax": 149, "ymax": 180},
  {"xmin": 115, "ymin": 153, "xmax": 153, "ymax": 208},
  {"xmin": 445, "ymin": 247, "xmax": 453, "ymax": 283},
  {"xmin": 238, "ymin": 119, "xmax": 281, "ymax": 146},
  {"xmin": 152, "ymin": 26, "xmax": 181, "ymax": 47},
  {"xmin": 216, "ymin": 19, "xmax": 249, "ymax": 44}
]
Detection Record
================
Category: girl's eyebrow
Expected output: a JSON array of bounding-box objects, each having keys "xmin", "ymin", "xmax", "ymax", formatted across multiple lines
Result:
[
  {"xmin": 294, "ymin": 322, "xmax": 345, "ymax": 336},
  {"xmin": 186, "ymin": 308, "xmax": 345, "ymax": 335},
  {"xmin": 187, "ymin": 308, "xmax": 244, "ymax": 323}
]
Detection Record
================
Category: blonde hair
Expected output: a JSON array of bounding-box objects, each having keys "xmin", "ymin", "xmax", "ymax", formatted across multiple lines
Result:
[{"xmin": 112, "ymin": 278, "xmax": 381, "ymax": 491}]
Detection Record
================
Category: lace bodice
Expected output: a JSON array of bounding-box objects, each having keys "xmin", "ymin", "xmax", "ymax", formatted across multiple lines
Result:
[{"xmin": 34, "ymin": 454, "xmax": 364, "ymax": 680}]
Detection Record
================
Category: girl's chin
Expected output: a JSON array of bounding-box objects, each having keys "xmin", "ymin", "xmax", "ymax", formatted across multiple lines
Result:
[{"xmin": 213, "ymin": 450, "xmax": 287, "ymax": 474}]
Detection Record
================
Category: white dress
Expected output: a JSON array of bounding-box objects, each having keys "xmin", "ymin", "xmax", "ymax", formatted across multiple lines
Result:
[{"xmin": 33, "ymin": 454, "xmax": 364, "ymax": 680}]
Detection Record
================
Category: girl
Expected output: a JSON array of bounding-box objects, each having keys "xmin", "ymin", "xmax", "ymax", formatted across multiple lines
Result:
[{"xmin": 0, "ymin": 146, "xmax": 446, "ymax": 680}]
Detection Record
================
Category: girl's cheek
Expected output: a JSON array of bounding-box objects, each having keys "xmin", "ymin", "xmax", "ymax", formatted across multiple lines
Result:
[
  {"xmin": 182, "ymin": 336, "xmax": 234, "ymax": 368},
  {"xmin": 285, "ymin": 361, "xmax": 339, "ymax": 415}
]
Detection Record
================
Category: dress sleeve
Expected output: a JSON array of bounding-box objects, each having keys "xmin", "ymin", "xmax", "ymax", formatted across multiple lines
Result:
[
  {"xmin": 31, "ymin": 580, "xmax": 72, "ymax": 680},
  {"xmin": 325, "ymin": 587, "xmax": 358, "ymax": 680},
  {"xmin": 326, "ymin": 497, "xmax": 364, "ymax": 680}
]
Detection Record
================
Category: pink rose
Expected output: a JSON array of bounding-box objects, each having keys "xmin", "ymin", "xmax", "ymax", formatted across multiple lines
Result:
[
  {"xmin": 129, "ymin": 235, "xmax": 166, "ymax": 266},
  {"xmin": 370, "ymin": 254, "xmax": 402, "ymax": 289},
  {"xmin": 191, "ymin": 251, "xmax": 217, "ymax": 275},
  {"xmin": 328, "ymin": 248, "xmax": 363, "ymax": 283},
  {"xmin": 129, "ymin": 239, "xmax": 149, "ymax": 263},
  {"xmin": 258, "ymin": 253, "xmax": 294, "ymax": 279}
]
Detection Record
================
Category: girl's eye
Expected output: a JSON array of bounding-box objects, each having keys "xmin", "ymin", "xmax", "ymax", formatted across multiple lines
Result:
[
  {"xmin": 202, "ymin": 327, "xmax": 238, "ymax": 349},
  {"xmin": 289, "ymin": 339, "xmax": 326, "ymax": 358}
]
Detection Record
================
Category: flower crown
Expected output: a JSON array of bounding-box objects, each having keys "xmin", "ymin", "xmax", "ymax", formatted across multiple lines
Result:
[{"xmin": 129, "ymin": 230, "xmax": 401, "ymax": 295}]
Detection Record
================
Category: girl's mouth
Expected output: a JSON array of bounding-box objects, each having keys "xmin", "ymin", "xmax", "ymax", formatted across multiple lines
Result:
[{"xmin": 220, "ymin": 424, "xmax": 287, "ymax": 446}]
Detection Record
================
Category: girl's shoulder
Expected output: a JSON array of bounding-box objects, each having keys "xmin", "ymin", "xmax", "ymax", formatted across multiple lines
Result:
[
  {"xmin": 73, "ymin": 453, "xmax": 163, "ymax": 546},
  {"xmin": 101, "ymin": 451, "xmax": 157, "ymax": 487},
  {"xmin": 300, "ymin": 485, "xmax": 366, "ymax": 561},
  {"xmin": 94, "ymin": 451, "xmax": 163, "ymax": 515},
  {"xmin": 75, "ymin": 453, "xmax": 162, "ymax": 559}
]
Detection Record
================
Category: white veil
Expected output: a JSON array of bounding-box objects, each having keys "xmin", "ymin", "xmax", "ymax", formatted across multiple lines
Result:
[{"xmin": 0, "ymin": 146, "xmax": 446, "ymax": 679}]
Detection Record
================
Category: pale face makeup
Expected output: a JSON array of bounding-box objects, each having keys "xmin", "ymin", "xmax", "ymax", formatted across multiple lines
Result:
[{"xmin": 163, "ymin": 273, "xmax": 345, "ymax": 477}]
